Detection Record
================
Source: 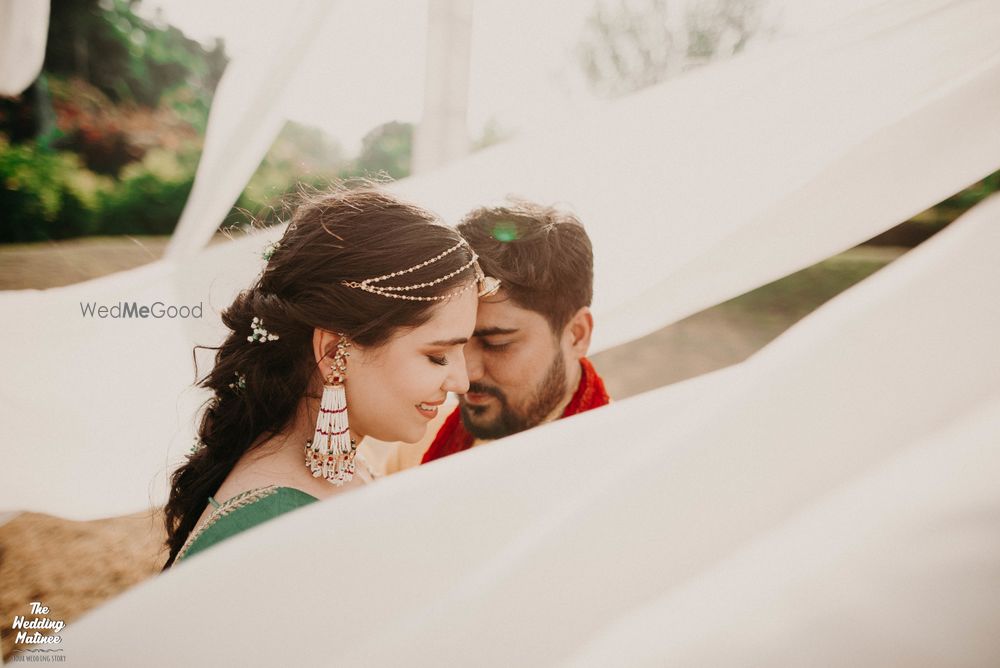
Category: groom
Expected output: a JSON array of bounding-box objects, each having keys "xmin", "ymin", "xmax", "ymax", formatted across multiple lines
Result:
[
  {"xmin": 361, "ymin": 200, "xmax": 610, "ymax": 472},
  {"xmin": 420, "ymin": 200, "xmax": 610, "ymax": 462}
]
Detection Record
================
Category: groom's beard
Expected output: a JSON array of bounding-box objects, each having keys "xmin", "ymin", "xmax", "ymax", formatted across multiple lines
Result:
[{"xmin": 459, "ymin": 351, "xmax": 567, "ymax": 440}]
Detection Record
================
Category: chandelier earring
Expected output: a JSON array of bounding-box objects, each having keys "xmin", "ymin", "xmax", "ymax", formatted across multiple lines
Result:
[{"xmin": 305, "ymin": 336, "xmax": 357, "ymax": 485}]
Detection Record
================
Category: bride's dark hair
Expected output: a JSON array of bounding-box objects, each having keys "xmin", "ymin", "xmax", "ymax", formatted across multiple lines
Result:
[{"xmin": 162, "ymin": 187, "xmax": 474, "ymax": 568}]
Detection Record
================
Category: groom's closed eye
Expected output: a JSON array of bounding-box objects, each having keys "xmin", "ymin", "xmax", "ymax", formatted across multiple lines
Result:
[
  {"xmin": 473, "ymin": 327, "xmax": 518, "ymax": 353},
  {"xmin": 473, "ymin": 326, "xmax": 518, "ymax": 338}
]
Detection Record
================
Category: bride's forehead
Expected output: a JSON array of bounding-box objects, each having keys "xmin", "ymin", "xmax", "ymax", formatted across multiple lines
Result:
[{"xmin": 398, "ymin": 291, "xmax": 478, "ymax": 340}]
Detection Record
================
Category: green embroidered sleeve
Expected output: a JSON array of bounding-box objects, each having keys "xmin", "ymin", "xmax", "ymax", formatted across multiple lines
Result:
[{"xmin": 177, "ymin": 486, "xmax": 318, "ymax": 562}]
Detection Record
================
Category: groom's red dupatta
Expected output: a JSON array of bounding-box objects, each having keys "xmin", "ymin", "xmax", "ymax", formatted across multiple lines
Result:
[{"xmin": 421, "ymin": 357, "xmax": 610, "ymax": 464}]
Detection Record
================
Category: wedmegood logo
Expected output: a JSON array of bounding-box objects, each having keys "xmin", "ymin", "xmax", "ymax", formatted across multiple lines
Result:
[{"xmin": 79, "ymin": 301, "xmax": 204, "ymax": 319}]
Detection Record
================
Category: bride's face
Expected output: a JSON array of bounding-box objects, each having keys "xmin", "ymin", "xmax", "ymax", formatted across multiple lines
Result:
[{"xmin": 343, "ymin": 288, "xmax": 478, "ymax": 443}]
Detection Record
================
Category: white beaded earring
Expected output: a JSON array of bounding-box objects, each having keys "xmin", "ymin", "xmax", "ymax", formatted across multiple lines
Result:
[{"xmin": 305, "ymin": 336, "xmax": 357, "ymax": 485}]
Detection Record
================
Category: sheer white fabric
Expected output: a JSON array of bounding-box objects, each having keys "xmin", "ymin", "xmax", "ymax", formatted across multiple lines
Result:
[
  {"xmin": 0, "ymin": 0, "xmax": 48, "ymax": 96},
  {"xmin": 3, "ymin": 0, "xmax": 999, "ymax": 662},
  {"xmin": 568, "ymin": 395, "xmax": 1000, "ymax": 667},
  {"xmin": 164, "ymin": 0, "xmax": 337, "ymax": 260},
  {"xmin": 1, "ymin": 0, "xmax": 997, "ymax": 519},
  {"xmin": 64, "ymin": 193, "xmax": 1000, "ymax": 665},
  {"xmin": 393, "ymin": 0, "xmax": 1000, "ymax": 352}
]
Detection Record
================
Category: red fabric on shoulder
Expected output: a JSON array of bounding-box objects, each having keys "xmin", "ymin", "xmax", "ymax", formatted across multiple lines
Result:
[
  {"xmin": 420, "ymin": 404, "xmax": 472, "ymax": 463},
  {"xmin": 561, "ymin": 356, "xmax": 611, "ymax": 420},
  {"xmin": 421, "ymin": 357, "xmax": 610, "ymax": 464}
]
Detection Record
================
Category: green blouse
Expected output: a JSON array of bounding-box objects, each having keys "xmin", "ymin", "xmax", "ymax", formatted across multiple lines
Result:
[{"xmin": 176, "ymin": 486, "xmax": 318, "ymax": 562}]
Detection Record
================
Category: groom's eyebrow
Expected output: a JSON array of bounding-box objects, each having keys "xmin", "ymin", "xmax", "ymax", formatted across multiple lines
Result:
[
  {"xmin": 473, "ymin": 327, "xmax": 518, "ymax": 337},
  {"xmin": 428, "ymin": 337, "xmax": 470, "ymax": 346}
]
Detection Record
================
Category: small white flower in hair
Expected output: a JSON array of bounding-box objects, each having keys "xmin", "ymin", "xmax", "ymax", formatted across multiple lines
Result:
[
  {"xmin": 249, "ymin": 316, "xmax": 279, "ymax": 342},
  {"xmin": 262, "ymin": 240, "xmax": 281, "ymax": 261},
  {"xmin": 228, "ymin": 371, "xmax": 247, "ymax": 391}
]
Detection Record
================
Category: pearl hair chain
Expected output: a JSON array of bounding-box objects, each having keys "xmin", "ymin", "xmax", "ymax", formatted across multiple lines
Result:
[{"xmin": 342, "ymin": 239, "xmax": 500, "ymax": 301}]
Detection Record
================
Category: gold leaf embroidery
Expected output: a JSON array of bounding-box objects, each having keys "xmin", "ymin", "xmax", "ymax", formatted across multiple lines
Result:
[{"xmin": 177, "ymin": 486, "xmax": 279, "ymax": 561}]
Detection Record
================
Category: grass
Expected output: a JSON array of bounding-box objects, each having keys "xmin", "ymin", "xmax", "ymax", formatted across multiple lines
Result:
[{"xmin": 0, "ymin": 233, "xmax": 230, "ymax": 290}]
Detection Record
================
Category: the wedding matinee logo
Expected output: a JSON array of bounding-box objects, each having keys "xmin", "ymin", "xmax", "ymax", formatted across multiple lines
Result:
[
  {"xmin": 7, "ymin": 601, "xmax": 67, "ymax": 662},
  {"xmin": 79, "ymin": 300, "xmax": 203, "ymax": 319}
]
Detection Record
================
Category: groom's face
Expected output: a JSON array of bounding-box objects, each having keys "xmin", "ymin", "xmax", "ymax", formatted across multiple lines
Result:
[{"xmin": 459, "ymin": 292, "xmax": 572, "ymax": 440}]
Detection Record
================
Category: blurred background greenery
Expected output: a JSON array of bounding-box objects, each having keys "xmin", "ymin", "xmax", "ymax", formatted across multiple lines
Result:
[{"xmin": 0, "ymin": 0, "xmax": 429, "ymax": 244}]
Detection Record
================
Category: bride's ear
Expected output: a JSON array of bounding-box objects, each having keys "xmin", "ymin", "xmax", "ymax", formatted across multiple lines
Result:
[{"xmin": 312, "ymin": 329, "xmax": 344, "ymax": 368}]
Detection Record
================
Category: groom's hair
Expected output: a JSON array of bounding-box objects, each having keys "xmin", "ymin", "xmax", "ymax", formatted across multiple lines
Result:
[{"xmin": 457, "ymin": 200, "xmax": 593, "ymax": 333}]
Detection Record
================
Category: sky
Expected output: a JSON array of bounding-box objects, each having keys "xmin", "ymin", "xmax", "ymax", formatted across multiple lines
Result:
[{"xmin": 140, "ymin": 0, "xmax": 883, "ymax": 155}]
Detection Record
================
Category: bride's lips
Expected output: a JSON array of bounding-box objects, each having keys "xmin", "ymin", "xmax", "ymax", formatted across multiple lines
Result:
[{"xmin": 415, "ymin": 399, "xmax": 445, "ymax": 419}]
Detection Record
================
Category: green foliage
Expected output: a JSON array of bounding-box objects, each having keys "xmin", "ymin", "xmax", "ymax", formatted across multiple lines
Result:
[
  {"xmin": 0, "ymin": 139, "xmax": 101, "ymax": 242},
  {"xmin": 352, "ymin": 121, "xmax": 414, "ymax": 180},
  {"xmin": 2, "ymin": 0, "xmax": 432, "ymax": 241},
  {"xmin": 685, "ymin": 0, "xmax": 763, "ymax": 63},
  {"xmin": 471, "ymin": 118, "xmax": 511, "ymax": 152},
  {"xmin": 579, "ymin": 0, "xmax": 676, "ymax": 98},
  {"xmin": 0, "ymin": 137, "xmax": 200, "ymax": 241},
  {"xmin": 0, "ymin": 0, "xmax": 225, "ymax": 240},
  {"xmin": 46, "ymin": 76, "xmax": 200, "ymax": 176},
  {"xmin": 578, "ymin": 0, "xmax": 765, "ymax": 98},
  {"xmin": 225, "ymin": 120, "xmax": 416, "ymax": 229},
  {"xmin": 224, "ymin": 121, "xmax": 350, "ymax": 228},
  {"xmin": 1, "ymin": 0, "xmax": 225, "ymax": 149},
  {"xmin": 43, "ymin": 0, "xmax": 226, "ymax": 111},
  {"xmin": 93, "ymin": 148, "xmax": 197, "ymax": 235},
  {"xmin": 939, "ymin": 169, "xmax": 1000, "ymax": 210},
  {"xmin": 0, "ymin": 111, "xmax": 358, "ymax": 241}
]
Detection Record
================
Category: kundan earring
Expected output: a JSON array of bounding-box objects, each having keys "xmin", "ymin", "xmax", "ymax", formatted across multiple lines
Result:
[{"xmin": 306, "ymin": 336, "xmax": 357, "ymax": 485}]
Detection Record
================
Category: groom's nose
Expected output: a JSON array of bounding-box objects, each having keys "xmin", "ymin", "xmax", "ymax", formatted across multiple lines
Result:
[{"xmin": 464, "ymin": 340, "xmax": 485, "ymax": 383}]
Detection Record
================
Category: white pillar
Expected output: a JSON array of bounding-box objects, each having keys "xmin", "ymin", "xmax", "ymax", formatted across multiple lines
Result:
[{"xmin": 412, "ymin": 0, "xmax": 473, "ymax": 175}]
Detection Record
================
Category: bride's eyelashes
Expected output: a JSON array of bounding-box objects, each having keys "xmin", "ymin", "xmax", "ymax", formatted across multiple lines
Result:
[{"xmin": 427, "ymin": 354, "xmax": 449, "ymax": 366}]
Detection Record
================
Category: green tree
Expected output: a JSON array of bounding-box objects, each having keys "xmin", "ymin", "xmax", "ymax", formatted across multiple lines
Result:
[
  {"xmin": 353, "ymin": 121, "xmax": 414, "ymax": 179},
  {"xmin": 578, "ymin": 0, "xmax": 765, "ymax": 98},
  {"xmin": 43, "ymin": 0, "xmax": 226, "ymax": 109},
  {"xmin": 1, "ymin": 0, "xmax": 227, "ymax": 145},
  {"xmin": 471, "ymin": 118, "xmax": 511, "ymax": 151},
  {"xmin": 0, "ymin": 0, "xmax": 227, "ymax": 240},
  {"xmin": 0, "ymin": 139, "xmax": 97, "ymax": 241},
  {"xmin": 225, "ymin": 121, "xmax": 349, "ymax": 228}
]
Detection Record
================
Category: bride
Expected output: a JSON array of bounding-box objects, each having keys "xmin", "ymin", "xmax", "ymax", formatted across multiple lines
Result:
[{"xmin": 163, "ymin": 187, "xmax": 498, "ymax": 567}]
